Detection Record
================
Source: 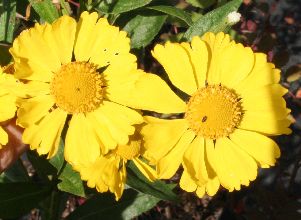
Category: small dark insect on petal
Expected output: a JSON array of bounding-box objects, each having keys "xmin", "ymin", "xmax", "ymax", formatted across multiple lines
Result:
[{"xmin": 202, "ymin": 116, "xmax": 207, "ymax": 122}]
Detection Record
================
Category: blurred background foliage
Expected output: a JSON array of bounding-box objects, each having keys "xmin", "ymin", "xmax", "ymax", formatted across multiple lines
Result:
[{"xmin": 0, "ymin": 0, "xmax": 300, "ymax": 219}]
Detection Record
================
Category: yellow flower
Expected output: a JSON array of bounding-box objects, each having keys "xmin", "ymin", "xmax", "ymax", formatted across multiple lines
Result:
[
  {"xmin": 0, "ymin": 65, "xmax": 23, "ymax": 149},
  {"xmin": 141, "ymin": 32, "xmax": 291, "ymax": 197},
  {"xmin": 79, "ymin": 134, "xmax": 156, "ymax": 200},
  {"xmin": 10, "ymin": 12, "xmax": 183, "ymax": 167}
]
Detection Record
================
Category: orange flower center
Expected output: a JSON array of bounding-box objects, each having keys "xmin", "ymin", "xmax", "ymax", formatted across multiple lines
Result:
[
  {"xmin": 50, "ymin": 62, "xmax": 104, "ymax": 114},
  {"xmin": 185, "ymin": 85, "xmax": 242, "ymax": 139}
]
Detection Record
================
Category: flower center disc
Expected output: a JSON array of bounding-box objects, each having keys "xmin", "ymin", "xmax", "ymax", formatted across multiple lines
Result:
[
  {"xmin": 50, "ymin": 62, "xmax": 104, "ymax": 114},
  {"xmin": 185, "ymin": 85, "xmax": 242, "ymax": 140},
  {"xmin": 116, "ymin": 140, "xmax": 141, "ymax": 160}
]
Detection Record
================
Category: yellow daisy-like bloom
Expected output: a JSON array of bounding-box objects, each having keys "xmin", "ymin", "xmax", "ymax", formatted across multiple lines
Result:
[
  {"xmin": 141, "ymin": 32, "xmax": 291, "ymax": 197},
  {"xmin": 10, "ymin": 12, "xmax": 184, "ymax": 167},
  {"xmin": 0, "ymin": 65, "xmax": 23, "ymax": 149},
  {"xmin": 79, "ymin": 134, "xmax": 156, "ymax": 200}
]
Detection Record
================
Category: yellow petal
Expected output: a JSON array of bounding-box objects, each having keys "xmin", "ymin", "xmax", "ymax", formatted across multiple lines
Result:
[
  {"xmin": 80, "ymin": 154, "xmax": 126, "ymax": 200},
  {"xmin": 230, "ymin": 129, "xmax": 280, "ymax": 167},
  {"xmin": 113, "ymin": 160, "xmax": 126, "ymax": 201},
  {"xmin": 242, "ymin": 94, "xmax": 289, "ymax": 119},
  {"xmin": 234, "ymin": 53, "xmax": 280, "ymax": 93},
  {"xmin": 0, "ymin": 94, "xmax": 17, "ymax": 121},
  {"xmin": 239, "ymin": 112, "xmax": 291, "ymax": 135},
  {"xmin": 152, "ymin": 42, "xmax": 197, "ymax": 95},
  {"xmin": 202, "ymin": 32, "xmax": 232, "ymax": 84},
  {"xmin": 79, "ymin": 156, "xmax": 108, "ymax": 191},
  {"xmin": 22, "ymin": 108, "xmax": 67, "ymax": 158},
  {"xmin": 74, "ymin": 12, "xmax": 130, "ymax": 67},
  {"xmin": 21, "ymin": 81, "xmax": 50, "ymax": 97},
  {"xmin": 50, "ymin": 15, "xmax": 76, "ymax": 64},
  {"xmin": 214, "ymin": 138, "xmax": 258, "ymax": 190},
  {"xmin": 239, "ymin": 85, "xmax": 291, "ymax": 135},
  {"xmin": 106, "ymin": 69, "xmax": 186, "ymax": 114},
  {"xmin": 65, "ymin": 114, "xmax": 101, "ymax": 166},
  {"xmin": 141, "ymin": 116, "xmax": 188, "ymax": 164},
  {"xmin": 240, "ymin": 81, "xmax": 288, "ymax": 99},
  {"xmin": 157, "ymin": 129, "xmax": 195, "ymax": 179},
  {"xmin": 17, "ymin": 95, "xmax": 55, "ymax": 127},
  {"xmin": 218, "ymin": 43, "xmax": 254, "ymax": 88},
  {"xmin": 0, "ymin": 73, "xmax": 26, "ymax": 98},
  {"xmin": 133, "ymin": 158, "xmax": 157, "ymax": 181},
  {"xmin": 10, "ymin": 24, "xmax": 60, "ymax": 81},
  {"xmin": 0, "ymin": 126, "xmax": 8, "ymax": 145},
  {"xmin": 179, "ymin": 170, "xmax": 197, "ymax": 192},
  {"xmin": 183, "ymin": 136, "xmax": 208, "ymax": 183},
  {"xmin": 182, "ymin": 36, "xmax": 208, "ymax": 88},
  {"xmin": 95, "ymin": 101, "xmax": 142, "ymax": 146},
  {"xmin": 86, "ymin": 112, "xmax": 117, "ymax": 153},
  {"xmin": 206, "ymin": 176, "xmax": 220, "ymax": 196},
  {"xmin": 196, "ymin": 186, "xmax": 206, "ymax": 198}
]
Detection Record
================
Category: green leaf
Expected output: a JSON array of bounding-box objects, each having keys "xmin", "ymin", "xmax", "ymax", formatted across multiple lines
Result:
[
  {"xmin": 0, "ymin": 44, "xmax": 11, "ymax": 65},
  {"xmin": 48, "ymin": 139, "xmax": 85, "ymax": 197},
  {"xmin": 57, "ymin": 162, "xmax": 85, "ymax": 197},
  {"xmin": 96, "ymin": 0, "xmax": 152, "ymax": 14},
  {"xmin": 49, "ymin": 139, "xmax": 65, "ymax": 171},
  {"xmin": 186, "ymin": 0, "xmax": 216, "ymax": 8},
  {"xmin": 0, "ymin": 0, "xmax": 16, "ymax": 43},
  {"xmin": 59, "ymin": 0, "xmax": 72, "ymax": 15},
  {"xmin": 27, "ymin": 151, "xmax": 57, "ymax": 181},
  {"xmin": 126, "ymin": 161, "xmax": 179, "ymax": 201},
  {"xmin": 66, "ymin": 189, "xmax": 160, "ymax": 220},
  {"xmin": 183, "ymin": 0, "xmax": 242, "ymax": 41},
  {"xmin": 123, "ymin": 12, "xmax": 167, "ymax": 48},
  {"xmin": 0, "ymin": 182, "xmax": 52, "ymax": 218},
  {"xmin": 147, "ymin": 5, "xmax": 193, "ymax": 26},
  {"xmin": 4, "ymin": 159, "xmax": 30, "ymax": 182},
  {"xmin": 29, "ymin": 0, "xmax": 59, "ymax": 23}
]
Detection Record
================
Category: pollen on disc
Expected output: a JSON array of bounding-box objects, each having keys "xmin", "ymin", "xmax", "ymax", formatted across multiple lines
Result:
[
  {"xmin": 50, "ymin": 61, "xmax": 104, "ymax": 114},
  {"xmin": 185, "ymin": 85, "xmax": 242, "ymax": 140}
]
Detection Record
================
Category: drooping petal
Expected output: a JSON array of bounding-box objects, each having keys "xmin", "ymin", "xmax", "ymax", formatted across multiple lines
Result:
[
  {"xmin": 214, "ymin": 138, "xmax": 258, "ymax": 191},
  {"xmin": 141, "ymin": 116, "xmax": 189, "ymax": 164},
  {"xmin": 78, "ymin": 155, "xmax": 114, "ymax": 194},
  {"xmin": 180, "ymin": 170, "xmax": 220, "ymax": 197},
  {"xmin": 180, "ymin": 170, "xmax": 197, "ymax": 192},
  {"xmin": 180, "ymin": 138, "xmax": 220, "ymax": 198},
  {"xmin": 152, "ymin": 42, "xmax": 197, "ymax": 95},
  {"xmin": 205, "ymin": 176, "xmax": 220, "ymax": 196},
  {"xmin": 133, "ymin": 158, "xmax": 157, "ymax": 181},
  {"xmin": 183, "ymin": 136, "xmax": 207, "ymax": 183},
  {"xmin": 65, "ymin": 114, "xmax": 101, "ymax": 166},
  {"xmin": 92, "ymin": 101, "xmax": 143, "ymax": 146},
  {"xmin": 17, "ymin": 95, "xmax": 55, "ymax": 127},
  {"xmin": 157, "ymin": 129, "xmax": 195, "ymax": 179},
  {"xmin": 105, "ymin": 69, "xmax": 186, "ymax": 114},
  {"xmin": 230, "ymin": 129, "xmax": 281, "ymax": 167},
  {"xmin": 22, "ymin": 108, "xmax": 67, "ymax": 158},
  {"xmin": 86, "ymin": 112, "xmax": 117, "ymax": 153}
]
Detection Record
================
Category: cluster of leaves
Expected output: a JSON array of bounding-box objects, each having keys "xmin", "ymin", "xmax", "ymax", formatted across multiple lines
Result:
[{"xmin": 0, "ymin": 0, "xmax": 243, "ymax": 219}]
